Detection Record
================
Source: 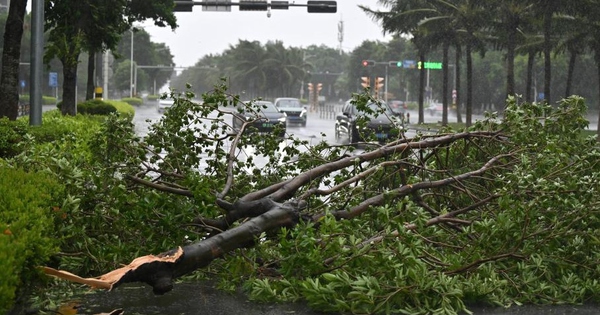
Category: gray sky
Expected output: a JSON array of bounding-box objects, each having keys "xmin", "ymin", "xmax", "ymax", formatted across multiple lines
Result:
[{"xmin": 140, "ymin": 0, "xmax": 392, "ymax": 68}]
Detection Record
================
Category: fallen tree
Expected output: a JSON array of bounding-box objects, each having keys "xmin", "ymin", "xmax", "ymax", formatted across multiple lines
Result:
[{"xmin": 43, "ymin": 89, "xmax": 600, "ymax": 314}]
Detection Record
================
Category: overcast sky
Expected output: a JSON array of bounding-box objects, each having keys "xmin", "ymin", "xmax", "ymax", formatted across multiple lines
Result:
[{"xmin": 139, "ymin": 0, "xmax": 392, "ymax": 68}]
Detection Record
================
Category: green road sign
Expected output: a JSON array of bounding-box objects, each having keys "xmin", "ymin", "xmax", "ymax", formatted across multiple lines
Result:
[{"xmin": 418, "ymin": 61, "xmax": 442, "ymax": 70}]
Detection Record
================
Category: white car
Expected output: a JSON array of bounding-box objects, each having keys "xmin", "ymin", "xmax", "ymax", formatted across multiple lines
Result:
[{"xmin": 157, "ymin": 99, "xmax": 175, "ymax": 113}]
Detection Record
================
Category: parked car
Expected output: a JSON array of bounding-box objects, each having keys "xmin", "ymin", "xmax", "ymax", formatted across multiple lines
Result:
[
  {"xmin": 274, "ymin": 97, "xmax": 307, "ymax": 126},
  {"xmin": 335, "ymin": 100, "xmax": 404, "ymax": 145},
  {"xmin": 232, "ymin": 100, "xmax": 287, "ymax": 137},
  {"xmin": 157, "ymin": 98, "xmax": 175, "ymax": 113}
]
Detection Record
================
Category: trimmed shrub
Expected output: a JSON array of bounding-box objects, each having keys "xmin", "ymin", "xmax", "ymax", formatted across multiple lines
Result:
[
  {"xmin": 146, "ymin": 94, "xmax": 159, "ymax": 102},
  {"xmin": 77, "ymin": 99, "xmax": 117, "ymax": 116},
  {"xmin": 120, "ymin": 97, "xmax": 143, "ymax": 106},
  {"xmin": 19, "ymin": 95, "xmax": 58, "ymax": 105},
  {"xmin": 43, "ymin": 96, "xmax": 58, "ymax": 105},
  {"xmin": 105, "ymin": 100, "xmax": 135, "ymax": 119},
  {"xmin": 0, "ymin": 167, "xmax": 63, "ymax": 314},
  {"xmin": 0, "ymin": 118, "xmax": 29, "ymax": 158}
]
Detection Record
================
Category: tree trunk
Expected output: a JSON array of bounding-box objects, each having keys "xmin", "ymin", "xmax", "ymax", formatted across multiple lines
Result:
[
  {"xmin": 597, "ymin": 57, "xmax": 600, "ymax": 142},
  {"xmin": 454, "ymin": 46, "xmax": 462, "ymax": 124},
  {"xmin": 61, "ymin": 57, "xmax": 79, "ymax": 116},
  {"xmin": 418, "ymin": 51, "xmax": 425, "ymax": 124},
  {"xmin": 565, "ymin": 50, "xmax": 576, "ymax": 98},
  {"xmin": 543, "ymin": 9, "xmax": 552, "ymax": 105},
  {"xmin": 0, "ymin": 0, "xmax": 28, "ymax": 120},
  {"xmin": 466, "ymin": 44, "xmax": 473, "ymax": 127},
  {"xmin": 86, "ymin": 52, "xmax": 96, "ymax": 100},
  {"xmin": 506, "ymin": 27, "xmax": 516, "ymax": 100},
  {"xmin": 46, "ymin": 198, "xmax": 301, "ymax": 295},
  {"xmin": 525, "ymin": 51, "xmax": 535, "ymax": 103},
  {"xmin": 442, "ymin": 42, "xmax": 449, "ymax": 126}
]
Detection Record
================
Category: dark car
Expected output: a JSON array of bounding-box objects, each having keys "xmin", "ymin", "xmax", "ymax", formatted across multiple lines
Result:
[
  {"xmin": 274, "ymin": 97, "xmax": 307, "ymax": 126},
  {"xmin": 232, "ymin": 101, "xmax": 287, "ymax": 137},
  {"xmin": 335, "ymin": 100, "xmax": 404, "ymax": 144}
]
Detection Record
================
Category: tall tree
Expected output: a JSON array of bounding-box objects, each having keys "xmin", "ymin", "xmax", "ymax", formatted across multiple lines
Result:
[
  {"xmin": 0, "ymin": 0, "xmax": 28, "ymax": 120},
  {"xmin": 361, "ymin": 0, "xmax": 436, "ymax": 124},
  {"xmin": 489, "ymin": 1, "xmax": 534, "ymax": 102},
  {"xmin": 44, "ymin": 0, "xmax": 177, "ymax": 115}
]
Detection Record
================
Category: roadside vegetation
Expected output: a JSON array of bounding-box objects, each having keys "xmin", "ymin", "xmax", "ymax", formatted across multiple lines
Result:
[{"xmin": 2, "ymin": 84, "xmax": 600, "ymax": 314}]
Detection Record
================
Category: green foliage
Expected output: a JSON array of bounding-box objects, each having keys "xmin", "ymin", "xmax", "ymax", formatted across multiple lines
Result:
[
  {"xmin": 18, "ymin": 95, "xmax": 58, "ymax": 105},
  {"xmin": 77, "ymin": 99, "xmax": 117, "ymax": 116},
  {"xmin": 120, "ymin": 97, "xmax": 144, "ymax": 106},
  {"xmin": 0, "ymin": 167, "xmax": 64, "ymax": 314},
  {"xmin": 104, "ymin": 100, "xmax": 135, "ymax": 118},
  {"xmin": 227, "ymin": 96, "xmax": 600, "ymax": 314},
  {"xmin": 146, "ymin": 94, "xmax": 160, "ymax": 101},
  {"xmin": 6, "ymin": 81, "xmax": 600, "ymax": 315},
  {"xmin": 0, "ymin": 118, "xmax": 29, "ymax": 158}
]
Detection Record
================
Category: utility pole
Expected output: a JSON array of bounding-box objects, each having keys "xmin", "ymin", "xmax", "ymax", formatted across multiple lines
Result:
[{"xmin": 30, "ymin": 0, "xmax": 44, "ymax": 125}]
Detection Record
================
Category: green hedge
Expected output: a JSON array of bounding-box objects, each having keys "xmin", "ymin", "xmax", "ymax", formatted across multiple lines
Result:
[
  {"xmin": 105, "ymin": 100, "xmax": 135, "ymax": 118},
  {"xmin": 53, "ymin": 99, "xmax": 135, "ymax": 120},
  {"xmin": 120, "ymin": 97, "xmax": 143, "ymax": 106},
  {"xmin": 77, "ymin": 99, "xmax": 117, "ymax": 116},
  {"xmin": 146, "ymin": 94, "xmax": 160, "ymax": 101},
  {"xmin": 0, "ymin": 118, "xmax": 29, "ymax": 158},
  {"xmin": 0, "ymin": 167, "xmax": 63, "ymax": 314},
  {"xmin": 19, "ymin": 95, "xmax": 58, "ymax": 105}
]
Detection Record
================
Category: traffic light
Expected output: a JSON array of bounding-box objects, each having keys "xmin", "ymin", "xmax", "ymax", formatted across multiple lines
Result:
[
  {"xmin": 307, "ymin": 1, "xmax": 337, "ymax": 13},
  {"xmin": 174, "ymin": 0, "xmax": 194, "ymax": 11},
  {"xmin": 317, "ymin": 83, "xmax": 323, "ymax": 92},
  {"xmin": 361, "ymin": 60, "xmax": 375, "ymax": 67},
  {"xmin": 361, "ymin": 77, "xmax": 370, "ymax": 88},
  {"xmin": 239, "ymin": 0, "xmax": 268, "ymax": 11},
  {"xmin": 388, "ymin": 61, "xmax": 402, "ymax": 67},
  {"xmin": 307, "ymin": 83, "xmax": 313, "ymax": 92},
  {"xmin": 374, "ymin": 77, "xmax": 384, "ymax": 96}
]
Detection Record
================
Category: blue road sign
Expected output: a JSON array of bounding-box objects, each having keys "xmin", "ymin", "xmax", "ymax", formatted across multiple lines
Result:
[
  {"xmin": 403, "ymin": 60, "xmax": 416, "ymax": 69},
  {"xmin": 20, "ymin": 80, "xmax": 25, "ymax": 88},
  {"xmin": 49, "ymin": 72, "xmax": 58, "ymax": 87}
]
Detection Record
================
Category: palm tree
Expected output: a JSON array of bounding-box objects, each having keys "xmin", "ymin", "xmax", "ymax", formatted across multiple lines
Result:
[
  {"xmin": 439, "ymin": 0, "xmax": 489, "ymax": 126},
  {"xmin": 488, "ymin": 1, "xmax": 535, "ymax": 102},
  {"xmin": 361, "ymin": 0, "xmax": 437, "ymax": 124},
  {"xmin": 225, "ymin": 40, "xmax": 268, "ymax": 97},
  {"xmin": 263, "ymin": 41, "xmax": 304, "ymax": 98}
]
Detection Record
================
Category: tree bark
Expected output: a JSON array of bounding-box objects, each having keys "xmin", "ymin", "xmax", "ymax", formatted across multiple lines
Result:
[
  {"xmin": 466, "ymin": 44, "xmax": 473, "ymax": 126},
  {"xmin": 525, "ymin": 51, "xmax": 535, "ymax": 103},
  {"xmin": 45, "ymin": 199, "xmax": 301, "ymax": 294},
  {"xmin": 454, "ymin": 46, "xmax": 462, "ymax": 124},
  {"xmin": 0, "ymin": 0, "xmax": 28, "ymax": 120},
  {"xmin": 61, "ymin": 56, "xmax": 79, "ymax": 116},
  {"xmin": 86, "ymin": 52, "xmax": 95, "ymax": 100}
]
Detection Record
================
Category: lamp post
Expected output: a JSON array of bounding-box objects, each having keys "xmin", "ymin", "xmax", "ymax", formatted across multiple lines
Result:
[{"xmin": 129, "ymin": 29, "xmax": 134, "ymax": 98}]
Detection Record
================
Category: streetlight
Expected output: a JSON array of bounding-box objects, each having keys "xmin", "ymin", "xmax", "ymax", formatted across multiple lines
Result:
[{"xmin": 130, "ymin": 28, "xmax": 134, "ymax": 98}]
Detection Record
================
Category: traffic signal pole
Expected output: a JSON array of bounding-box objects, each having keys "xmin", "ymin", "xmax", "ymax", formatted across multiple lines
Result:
[{"xmin": 174, "ymin": 1, "xmax": 337, "ymax": 13}]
